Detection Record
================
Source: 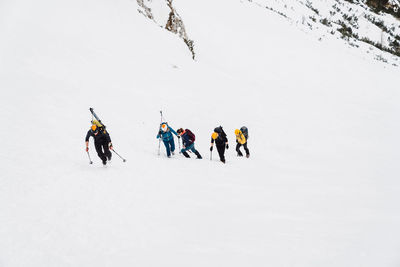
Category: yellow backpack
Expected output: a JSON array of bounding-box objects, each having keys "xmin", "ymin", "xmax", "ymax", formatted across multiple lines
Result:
[
  {"xmin": 91, "ymin": 120, "xmax": 107, "ymax": 133},
  {"xmin": 235, "ymin": 129, "xmax": 246, "ymax": 144}
]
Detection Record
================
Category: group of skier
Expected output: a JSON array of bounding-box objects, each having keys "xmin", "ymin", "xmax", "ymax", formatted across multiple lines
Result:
[
  {"xmin": 156, "ymin": 123, "xmax": 250, "ymax": 164},
  {"xmin": 157, "ymin": 123, "xmax": 203, "ymax": 159},
  {"xmin": 84, "ymin": 109, "xmax": 250, "ymax": 165}
]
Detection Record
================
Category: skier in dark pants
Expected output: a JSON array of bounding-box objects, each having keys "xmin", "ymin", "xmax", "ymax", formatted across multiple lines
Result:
[
  {"xmin": 157, "ymin": 122, "xmax": 179, "ymax": 158},
  {"xmin": 235, "ymin": 128, "xmax": 250, "ymax": 158},
  {"xmin": 177, "ymin": 128, "xmax": 202, "ymax": 159},
  {"xmin": 210, "ymin": 126, "xmax": 229, "ymax": 163},
  {"xmin": 85, "ymin": 124, "xmax": 113, "ymax": 165}
]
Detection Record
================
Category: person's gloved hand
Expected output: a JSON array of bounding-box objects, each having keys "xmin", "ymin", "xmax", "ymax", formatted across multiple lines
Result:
[
  {"xmin": 210, "ymin": 146, "xmax": 213, "ymax": 151},
  {"xmin": 86, "ymin": 147, "xmax": 89, "ymax": 152},
  {"xmin": 226, "ymin": 144, "xmax": 229, "ymax": 149},
  {"xmin": 158, "ymin": 130, "xmax": 162, "ymax": 135},
  {"xmin": 177, "ymin": 135, "xmax": 181, "ymax": 139}
]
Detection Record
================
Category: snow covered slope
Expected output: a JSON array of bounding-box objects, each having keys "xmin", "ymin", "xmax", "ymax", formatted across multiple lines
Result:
[{"xmin": 1, "ymin": 0, "xmax": 400, "ymax": 266}]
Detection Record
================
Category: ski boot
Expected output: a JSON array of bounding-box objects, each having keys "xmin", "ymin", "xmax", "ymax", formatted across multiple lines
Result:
[
  {"xmin": 182, "ymin": 151, "xmax": 190, "ymax": 158},
  {"xmin": 195, "ymin": 151, "xmax": 202, "ymax": 159}
]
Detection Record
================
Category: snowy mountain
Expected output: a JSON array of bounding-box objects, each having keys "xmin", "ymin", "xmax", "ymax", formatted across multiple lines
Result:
[
  {"xmin": 245, "ymin": 0, "xmax": 400, "ymax": 64},
  {"xmin": 137, "ymin": 0, "xmax": 400, "ymax": 65},
  {"xmin": 1, "ymin": 0, "xmax": 400, "ymax": 266}
]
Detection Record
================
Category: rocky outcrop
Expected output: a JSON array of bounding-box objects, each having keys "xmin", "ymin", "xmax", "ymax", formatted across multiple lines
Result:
[
  {"xmin": 165, "ymin": 0, "xmax": 195, "ymax": 59},
  {"xmin": 137, "ymin": 0, "xmax": 153, "ymax": 20},
  {"xmin": 137, "ymin": 0, "xmax": 195, "ymax": 59}
]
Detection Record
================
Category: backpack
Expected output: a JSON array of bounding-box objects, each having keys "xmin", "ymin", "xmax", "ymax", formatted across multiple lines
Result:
[
  {"xmin": 185, "ymin": 129, "xmax": 195, "ymax": 142},
  {"xmin": 214, "ymin": 126, "xmax": 223, "ymax": 134},
  {"xmin": 92, "ymin": 119, "xmax": 104, "ymax": 128},
  {"xmin": 240, "ymin": 126, "xmax": 248, "ymax": 140},
  {"xmin": 92, "ymin": 119, "xmax": 106, "ymax": 133}
]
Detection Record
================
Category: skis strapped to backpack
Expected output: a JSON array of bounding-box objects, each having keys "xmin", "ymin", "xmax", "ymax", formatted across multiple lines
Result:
[{"xmin": 90, "ymin": 108, "xmax": 106, "ymax": 132}]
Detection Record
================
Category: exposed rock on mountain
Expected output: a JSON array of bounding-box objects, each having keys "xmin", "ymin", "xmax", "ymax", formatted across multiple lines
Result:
[{"xmin": 137, "ymin": 0, "xmax": 195, "ymax": 59}]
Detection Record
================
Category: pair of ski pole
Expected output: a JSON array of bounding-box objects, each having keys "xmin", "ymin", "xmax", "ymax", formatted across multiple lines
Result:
[{"xmin": 86, "ymin": 148, "xmax": 126, "ymax": 164}]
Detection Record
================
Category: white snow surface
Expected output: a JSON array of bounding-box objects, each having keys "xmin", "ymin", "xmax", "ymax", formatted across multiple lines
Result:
[{"xmin": 1, "ymin": 0, "xmax": 400, "ymax": 266}]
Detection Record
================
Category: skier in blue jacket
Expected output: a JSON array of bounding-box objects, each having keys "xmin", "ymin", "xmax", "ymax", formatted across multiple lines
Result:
[{"xmin": 157, "ymin": 122, "xmax": 179, "ymax": 157}]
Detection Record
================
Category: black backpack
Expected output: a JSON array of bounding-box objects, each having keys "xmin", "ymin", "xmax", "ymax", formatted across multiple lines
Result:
[
  {"xmin": 214, "ymin": 126, "xmax": 223, "ymax": 134},
  {"xmin": 240, "ymin": 126, "xmax": 249, "ymax": 140}
]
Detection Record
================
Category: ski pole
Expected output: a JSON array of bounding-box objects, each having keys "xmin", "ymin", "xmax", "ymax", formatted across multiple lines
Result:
[
  {"xmin": 111, "ymin": 148, "xmax": 126, "ymax": 162},
  {"xmin": 87, "ymin": 151, "xmax": 93, "ymax": 164},
  {"xmin": 158, "ymin": 138, "xmax": 161, "ymax": 156},
  {"xmin": 210, "ymin": 150, "xmax": 212, "ymax": 161},
  {"xmin": 158, "ymin": 110, "xmax": 162, "ymax": 156}
]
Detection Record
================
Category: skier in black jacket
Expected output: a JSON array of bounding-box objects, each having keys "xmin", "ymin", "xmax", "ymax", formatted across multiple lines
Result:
[
  {"xmin": 210, "ymin": 126, "xmax": 229, "ymax": 163},
  {"xmin": 85, "ymin": 124, "xmax": 113, "ymax": 165}
]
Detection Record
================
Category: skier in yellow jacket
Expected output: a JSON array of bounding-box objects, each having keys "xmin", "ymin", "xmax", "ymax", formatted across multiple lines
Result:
[{"xmin": 235, "ymin": 128, "xmax": 250, "ymax": 158}]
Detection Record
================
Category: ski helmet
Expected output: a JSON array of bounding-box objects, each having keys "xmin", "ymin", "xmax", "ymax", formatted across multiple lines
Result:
[
  {"xmin": 235, "ymin": 129, "xmax": 241, "ymax": 136},
  {"xmin": 161, "ymin": 123, "xmax": 168, "ymax": 132},
  {"xmin": 91, "ymin": 125, "xmax": 97, "ymax": 131},
  {"xmin": 211, "ymin": 132, "xmax": 219, "ymax": 140}
]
